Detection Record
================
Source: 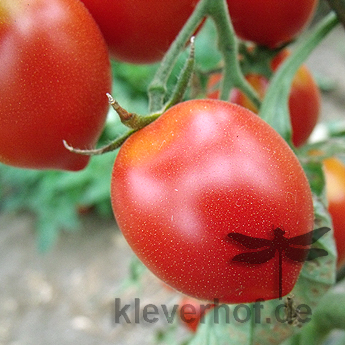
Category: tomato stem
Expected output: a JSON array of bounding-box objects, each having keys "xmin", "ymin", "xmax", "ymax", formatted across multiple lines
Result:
[
  {"xmin": 106, "ymin": 93, "xmax": 160, "ymax": 130},
  {"xmin": 148, "ymin": 0, "xmax": 261, "ymax": 112},
  {"xmin": 162, "ymin": 37, "xmax": 195, "ymax": 111},
  {"xmin": 326, "ymin": 0, "xmax": 345, "ymax": 29},
  {"xmin": 63, "ymin": 131, "xmax": 133, "ymax": 155},
  {"xmin": 259, "ymin": 12, "xmax": 339, "ymax": 145},
  {"xmin": 107, "ymin": 93, "xmax": 134, "ymax": 125},
  {"xmin": 205, "ymin": 0, "xmax": 261, "ymax": 109},
  {"xmin": 148, "ymin": 0, "xmax": 207, "ymax": 112},
  {"xmin": 63, "ymin": 93, "xmax": 164, "ymax": 155}
]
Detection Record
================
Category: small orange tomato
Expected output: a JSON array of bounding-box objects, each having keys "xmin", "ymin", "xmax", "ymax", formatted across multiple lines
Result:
[{"xmin": 323, "ymin": 157, "xmax": 345, "ymax": 268}]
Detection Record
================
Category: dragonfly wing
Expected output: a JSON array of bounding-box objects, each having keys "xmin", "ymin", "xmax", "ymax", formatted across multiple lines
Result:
[
  {"xmin": 310, "ymin": 227, "xmax": 331, "ymax": 243},
  {"xmin": 287, "ymin": 231, "xmax": 314, "ymax": 246},
  {"xmin": 285, "ymin": 247, "xmax": 310, "ymax": 262},
  {"xmin": 288, "ymin": 227, "xmax": 331, "ymax": 246},
  {"xmin": 306, "ymin": 248, "xmax": 329, "ymax": 261},
  {"xmin": 232, "ymin": 247, "xmax": 275, "ymax": 264},
  {"xmin": 227, "ymin": 233, "xmax": 271, "ymax": 249}
]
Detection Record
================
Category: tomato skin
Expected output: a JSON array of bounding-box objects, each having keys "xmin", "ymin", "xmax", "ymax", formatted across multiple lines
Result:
[
  {"xmin": 0, "ymin": 0, "xmax": 112, "ymax": 171},
  {"xmin": 79, "ymin": 0, "xmax": 200, "ymax": 64},
  {"xmin": 178, "ymin": 297, "xmax": 214, "ymax": 332},
  {"xmin": 111, "ymin": 99, "xmax": 314, "ymax": 303},
  {"xmin": 226, "ymin": 0, "xmax": 318, "ymax": 48},
  {"xmin": 287, "ymin": 68, "xmax": 320, "ymax": 148},
  {"xmin": 208, "ymin": 50, "xmax": 320, "ymax": 148},
  {"xmin": 323, "ymin": 158, "xmax": 345, "ymax": 268}
]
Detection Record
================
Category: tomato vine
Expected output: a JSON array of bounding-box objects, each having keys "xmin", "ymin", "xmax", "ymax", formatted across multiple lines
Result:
[{"xmin": 2, "ymin": 1, "xmax": 345, "ymax": 344}]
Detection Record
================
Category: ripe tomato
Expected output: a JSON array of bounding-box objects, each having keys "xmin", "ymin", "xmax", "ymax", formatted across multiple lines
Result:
[
  {"xmin": 226, "ymin": 0, "xmax": 318, "ymax": 48},
  {"xmin": 0, "ymin": 0, "xmax": 111, "ymax": 171},
  {"xmin": 79, "ymin": 0, "xmax": 200, "ymax": 64},
  {"xmin": 208, "ymin": 50, "xmax": 321, "ymax": 147},
  {"xmin": 178, "ymin": 297, "xmax": 214, "ymax": 332},
  {"xmin": 323, "ymin": 157, "xmax": 345, "ymax": 268},
  {"xmin": 111, "ymin": 99, "xmax": 314, "ymax": 303}
]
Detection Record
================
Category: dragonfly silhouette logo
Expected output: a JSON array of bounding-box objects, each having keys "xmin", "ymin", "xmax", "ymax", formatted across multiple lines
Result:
[{"xmin": 227, "ymin": 226, "xmax": 330, "ymax": 299}]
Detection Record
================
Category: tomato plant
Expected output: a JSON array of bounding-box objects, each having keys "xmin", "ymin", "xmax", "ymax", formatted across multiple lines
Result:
[
  {"xmin": 0, "ymin": 0, "xmax": 112, "ymax": 171},
  {"xmin": 226, "ymin": 0, "xmax": 318, "ymax": 48},
  {"xmin": 79, "ymin": 0, "xmax": 200, "ymax": 64},
  {"xmin": 323, "ymin": 157, "xmax": 345, "ymax": 268},
  {"xmin": 1, "ymin": 0, "xmax": 342, "ymax": 342},
  {"xmin": 111, "ymin": 99, "xmax": 314, "ymax": 304},
  {"xmin": 208, "ymin": 50, "xmax": 321, "ymax": 147}
]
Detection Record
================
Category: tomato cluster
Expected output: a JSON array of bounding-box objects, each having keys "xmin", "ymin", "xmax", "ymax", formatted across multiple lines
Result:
[
  {"xmin": 78, "ymin": 0, "xmax": 318, "ymax": 63},
  {"xmin": 2, "ymin": 0, "xmax": 334, "ymax": 319}
]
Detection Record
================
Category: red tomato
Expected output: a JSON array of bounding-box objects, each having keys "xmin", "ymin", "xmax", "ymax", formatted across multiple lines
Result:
[
  {"xmin": 111, "ymin": 99, "xmax": 314, "ymax": 303},
  {"xmin": 178, "ymin": 297, "xmax": 214, "ymax": 332},
  {"xmin": 0, "ymin": 0, "xmax": 112, "ymax": 171},
  {"xmin": 208, "ymin": 50, "xmax": 321, "ymax": 147},
  {"xmin": 226, "ymin": 0, "xmax": 318, "ymax": 48},
  {"xmin": 323, "ymin": 157, "xmax": 345, "ymax": 268},
  {"xmin": 79, "ymin": 0, "xmax": 200, "ymax": 64}
]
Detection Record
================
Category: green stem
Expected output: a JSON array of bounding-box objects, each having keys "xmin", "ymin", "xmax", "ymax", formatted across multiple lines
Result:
[
  {"xmin": 162, "ymin": 37, "xmax": 196, "ymax": 111},
  {"xmin": 326, "ymin": 0, "xmax": 345, "ymax": 29},
  {"xmin": 205, "ymin": 0, "xmax": 261, "ymax": 109},
  {"xmin": 107, "ymin": 93, "xmax": 160, "ymax": 130},
  {"xmin": 63, "ymin": 130, "xmax": 134, "ymax": 155},
  {"xmin": 259, "ymin": 12, "xmax": 339, "ymax": 143},
  {"xmin": 148, "ymin": 0, "xmax": 208, "ymax": 112},
  {"xmin": 248, "ymin": 303, "xmax": 255, "ymax": 345},
  {"xmin": 148, "ymin": 0, "xmax": 260, "ymax": 112}
]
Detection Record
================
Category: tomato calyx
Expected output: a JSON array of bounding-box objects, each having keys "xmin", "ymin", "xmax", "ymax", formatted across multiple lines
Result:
[
  {"xmin": 106, "ymin": 93, "xmax": 156, "ymax": 130},
  {"xmin": 64, "ymin": 39, "xmax": 197, "ymax": 157},
  {"xmin": 63, "ymin": 94, "xmax": 162, "ymax": 156},
  {"xmin": 237, "ymin": 43, "xmax": 284, "ymax": 79}
]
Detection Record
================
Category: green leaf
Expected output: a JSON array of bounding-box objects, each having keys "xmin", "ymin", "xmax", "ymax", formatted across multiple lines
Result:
[{"xmin": 302, "ymin": 160, "xmax": 325, "ymax": 196}]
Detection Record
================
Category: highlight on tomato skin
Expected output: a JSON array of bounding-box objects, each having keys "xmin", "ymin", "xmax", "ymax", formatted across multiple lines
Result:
[
  {"xmin": 111, "ymin": 99, "xmax": 314, "ymax": 304},
  {"xmin": 226, "ymin": 0, "xmax": 318, "ymax": 48},
  {"xmin": 207, "ymin": 49, "xmax": 321, "ymax": 148},
  {"xmin": 0, "ymin": 0, "xmax": 112, "ymax": 171},
  {"xmin": 323, "ymin": 157, "xmax": 345, "ymax": 268}
]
